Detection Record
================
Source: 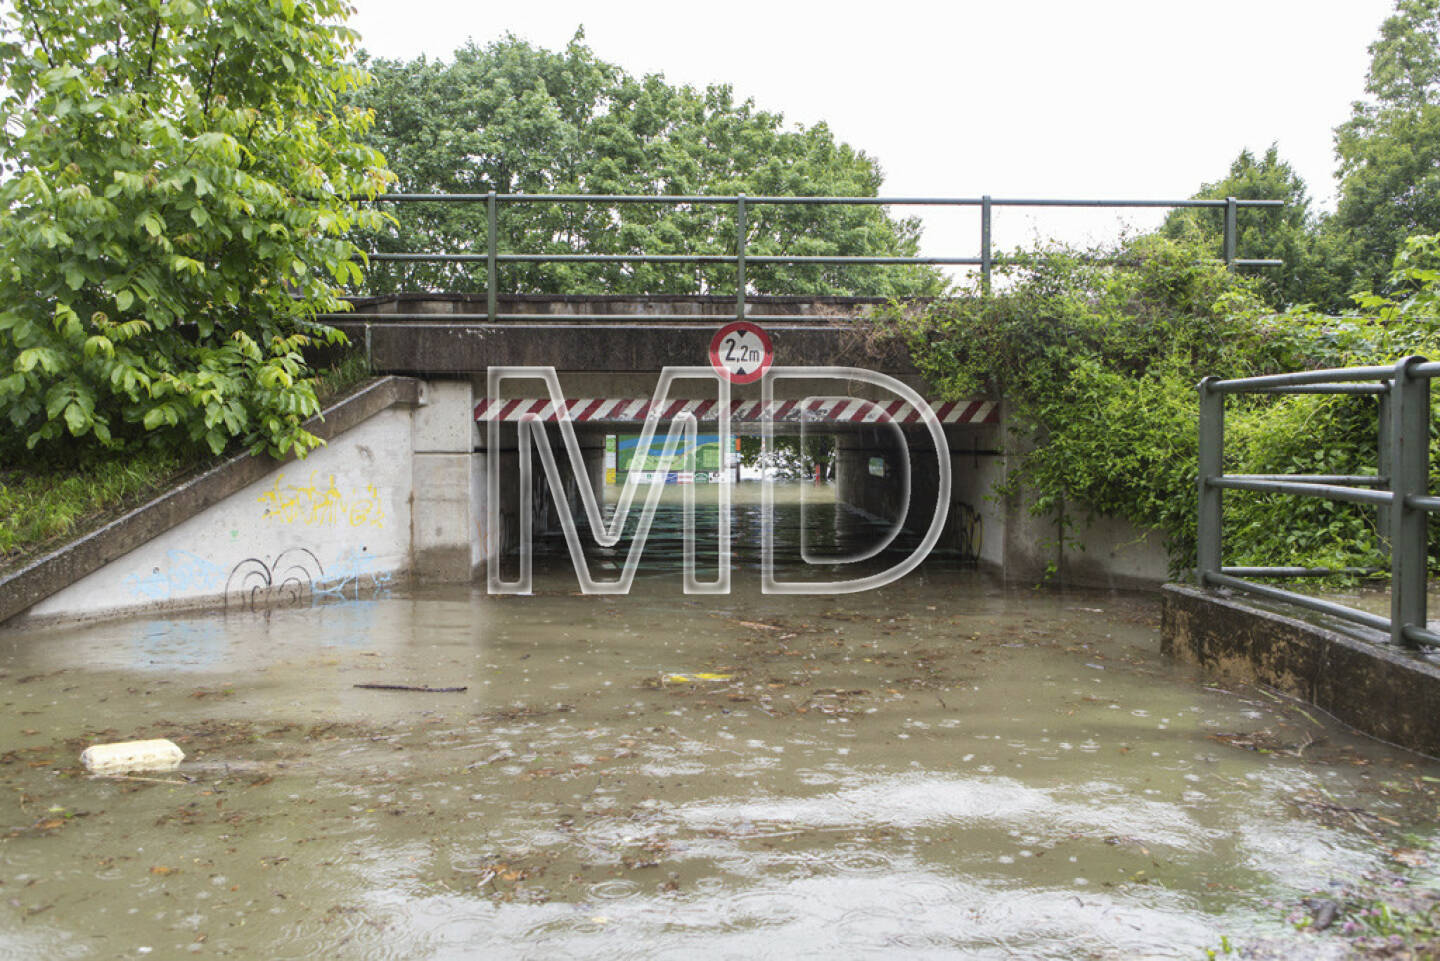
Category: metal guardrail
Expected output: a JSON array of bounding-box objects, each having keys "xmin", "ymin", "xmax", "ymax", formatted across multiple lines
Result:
[
  {"xmin": 1197, "ymin": 356, "xmax": 1439, "ymax": 648},
  {"xmin": 325, "ymin": 192, "xmax": 1285, "ymax": 323}
]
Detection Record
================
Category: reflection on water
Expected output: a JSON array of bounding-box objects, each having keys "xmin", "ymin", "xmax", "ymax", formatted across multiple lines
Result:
[
  {"xmin": 0, "ymin": 485, "xmax": 1432, "ymax": 958},
  {"xmin": 547, "ymin": 483, "xmax": 970, "ymax": 577}
]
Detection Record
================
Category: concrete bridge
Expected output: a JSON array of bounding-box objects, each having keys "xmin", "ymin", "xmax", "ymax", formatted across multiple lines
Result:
[
  {"xmin": 313, "ymin": 191, "xmax": 1273, "ymax": 589},
  {"xmin": 330, "ymin": 293, "xmax": 1163, "ymax": 588},
  {"xmin": 0, "ymin": 193, "xmax": 1281, "ymax": 626},
  {"xmin": 0, "ymin": 290, "xmax": 1163, "ymax": 629}
]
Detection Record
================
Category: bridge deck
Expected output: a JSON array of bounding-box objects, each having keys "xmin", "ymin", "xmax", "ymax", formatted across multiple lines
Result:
[
  {"xmin": 339, "ymin": 294, "xmax": 924, "ymax": 375},
  {"xmin": 342, "ymin": 292, "xmax": 906, "ymax": 326}
]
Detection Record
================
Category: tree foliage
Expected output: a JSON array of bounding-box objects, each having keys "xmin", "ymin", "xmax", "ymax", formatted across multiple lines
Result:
[
  {"xmin": 1332, "ymin": 0, "xmax": 1440, "ymax": 296},
  {"xmin": 351, "ymin": 32, "xmax": 941, "ymax": 297},
  {"xmin": 1160, "ymin": 146, "xmax": 1351, "ymax": 309},
  {"xmin": 1159, "ymin": 2, "xmax": 1440, "ymax": 312},
  {"xmin": 0, "ymin": 0, "xmax": 392, "ymax": 463}
]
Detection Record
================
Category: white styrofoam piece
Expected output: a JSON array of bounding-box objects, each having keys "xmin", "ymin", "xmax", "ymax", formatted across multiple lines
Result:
[{"xmin": 80, "ymin": 739, "xmax": 185, "ymax": 774}]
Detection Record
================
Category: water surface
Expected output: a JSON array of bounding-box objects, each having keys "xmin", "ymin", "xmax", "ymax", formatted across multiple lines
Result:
[{"xmin": 0, "ymin": 485, "xmax": 1434, "ymax": 959}]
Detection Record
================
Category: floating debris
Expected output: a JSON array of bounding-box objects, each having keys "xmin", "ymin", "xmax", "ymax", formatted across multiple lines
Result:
[
  {"xmin": 80, "ymin": 739, "xmax": 184, "ymax": 774},
  {"xmin": 353, "ymin": 684, "xmax": 468, "ymax": 693}
]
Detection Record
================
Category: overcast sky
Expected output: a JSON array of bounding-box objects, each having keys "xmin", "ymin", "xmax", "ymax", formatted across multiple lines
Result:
[{"xmin": 348, "ymin": 0, "xmax": 1398, "ymax": 262}]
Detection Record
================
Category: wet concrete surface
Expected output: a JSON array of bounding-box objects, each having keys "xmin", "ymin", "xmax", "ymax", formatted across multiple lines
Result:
[{"xmin": 0, "ymin": 486, "xmax": 1438, "ymax": 959}]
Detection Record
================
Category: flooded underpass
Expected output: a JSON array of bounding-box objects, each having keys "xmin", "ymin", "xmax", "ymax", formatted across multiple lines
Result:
[{"xmin": 2, "ymin": 486, "xmax": 1440, "ymax": 959}]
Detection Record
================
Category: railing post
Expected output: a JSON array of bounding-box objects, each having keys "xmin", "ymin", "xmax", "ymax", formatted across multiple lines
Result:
[
  {"xmin": 1390, "ymin": 355, "xmax": 1429, "ymax": 648},
  {"xmin": 1197, "ymin": 376, "xmax": 1223, "ymax": 585},
  {"xmin": 486, "ymin": 189, "xmax": 498, "ymax": 324},
  {"xmin": 1378, "ymin": 388, "xmax": 1393, "ymax": 558},
  {"xmin": 1223, "ymin": 196, "xmax": 1237, "ymax": 269},
  {"xmin": 981, "ymin": 194, "xmax": 993, "ymax": 294},
  {"xmin": 735, "ymin": 193, "xmax": 747, "ymax": 321}
]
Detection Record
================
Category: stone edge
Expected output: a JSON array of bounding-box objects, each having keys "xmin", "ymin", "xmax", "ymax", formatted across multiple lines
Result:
[
  {"xmin": 0, "ymin": 376, "xmax": 423, "ymax": 627},
  {"xmin": 1160, "ymin": 582, "xmax": 1440, "ymax": 757}
]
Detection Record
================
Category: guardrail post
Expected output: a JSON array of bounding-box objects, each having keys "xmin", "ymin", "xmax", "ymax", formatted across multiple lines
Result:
[
  {"xmin": 735, "ymin": 193, "xmax": 747, "ymax": 321},
  {"xmin": 1197, "ymin": 376, "xmax": 1223, "ymax": 585},
  {"xmin": 1223, "ymin": 196, "xmax": 1237, "ymax": 269},
  {"xmin": 1390, "ymin": 356, "xmax": 1429, "ymax": 648},
  {"xmin": 1378, "ymin": 388, "xmax": 1393, "ymax": 558},
  {"xmin": 981, "ymin": 194, "xmax": 993, "ymax": 294},
  {"xmin": 486, "ymin": 190, "xmax": 498, "ymax": 324}
]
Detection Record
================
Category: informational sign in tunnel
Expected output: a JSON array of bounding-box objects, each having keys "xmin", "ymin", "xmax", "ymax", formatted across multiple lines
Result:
[{"xmin": 616, "ymin": 432, "xmax": 724, "ymax": 484}]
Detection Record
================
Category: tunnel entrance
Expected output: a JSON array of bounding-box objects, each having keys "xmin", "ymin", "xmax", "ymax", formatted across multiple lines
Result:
[{"xmin": 486, "ymin": 421, "xmax": 988, "ymax": 589}]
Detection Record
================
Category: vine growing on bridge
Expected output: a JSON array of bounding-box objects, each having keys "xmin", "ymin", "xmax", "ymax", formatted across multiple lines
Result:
[{"xmin": 887, "ymin": 235, "xmax": 1440, "ymax": 579}]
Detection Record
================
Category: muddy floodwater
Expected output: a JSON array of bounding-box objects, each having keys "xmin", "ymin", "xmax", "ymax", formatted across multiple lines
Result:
[{"xmin": 2, "ymin": 485, "xmax": 1439, "ymax": 959}]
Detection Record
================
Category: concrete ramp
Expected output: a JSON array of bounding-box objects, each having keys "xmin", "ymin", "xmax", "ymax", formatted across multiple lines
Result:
[{"xmin": 0, "ymin": 379, "xmax": 426, "ymax": 626}]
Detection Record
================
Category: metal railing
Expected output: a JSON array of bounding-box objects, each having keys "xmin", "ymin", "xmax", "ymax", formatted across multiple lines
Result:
[
  {"xmin": 326, "ymin": 192, "xmax": 1285, "ymax": 323},
  {"xmin": 1197, "ymin": 356, "xmax": 1438, "ymax": 648}
]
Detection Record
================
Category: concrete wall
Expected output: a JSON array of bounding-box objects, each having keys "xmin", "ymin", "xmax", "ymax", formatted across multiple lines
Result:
[
  {"xmin": 950, "ymin": 447, "xmax": 1005, "ymax": 569},
  {"xmin": 832, "ymin": 426, "xmax": 1001, "ymax": 569},
  {"xmin": 830, "ymin": 413, "xmax": 1169, "ymax": 588},
  {"xmin": 1163, "ymin": 584, "xmax": 1440, "ymax": 756},
  {"xmin": 835, "ymin": 428, "xmax": 906, "ymax": 526},
  {"xmin": 6, "ymin": 375, "xmax": 498, "ymax": 627},
  {"xmin": 23, "ymin": 408, "xmax": 416, "ymax": 624},
  {"xmin": 990, "ymin": 419, "xmax": 1170, "ymax": 589},
  {"xmin": 995, "ymin": 488, "xmax": 1170, "ymax": 589},
  {"xmin": 411, "ymin": 380, "xmax": 479, "ymax": 582}
]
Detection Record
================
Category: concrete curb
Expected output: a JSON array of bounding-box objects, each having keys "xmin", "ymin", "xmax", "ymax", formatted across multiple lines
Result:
[
  {"xmin": 1161, "ymin": 582, "xmax": 1440, "ymax": 756},
  {"xmin": 0, "ymin": 376, "xmax": 423, "ymax": 627}
]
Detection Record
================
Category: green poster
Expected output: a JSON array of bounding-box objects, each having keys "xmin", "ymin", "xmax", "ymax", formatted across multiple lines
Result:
[{"xmin": 617, "ymin": 433, "xmax": 722, "ymax": 475}]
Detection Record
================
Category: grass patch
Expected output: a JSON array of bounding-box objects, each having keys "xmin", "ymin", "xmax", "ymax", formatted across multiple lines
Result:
[
  {"xmin": 0, "ymin": 352, "xmax": 374, "ymax": 569},
  {"xmin": 0, "ymin": 448, "xmax": 188, "ymax": 562},
  {"xmin": 311, "ymin": 350, "xmax": 373, "ymax": 403}
]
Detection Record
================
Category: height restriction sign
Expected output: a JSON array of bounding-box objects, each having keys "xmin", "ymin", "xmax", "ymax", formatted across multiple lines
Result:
[{"xmin": 709, "ymin": 321, "xmax": 773, "ymax": 384}]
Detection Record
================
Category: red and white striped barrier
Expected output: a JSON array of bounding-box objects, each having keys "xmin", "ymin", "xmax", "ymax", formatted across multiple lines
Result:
[{"xmin": 473, "ymin": 397, "xmax": 998, "ymax": 425}]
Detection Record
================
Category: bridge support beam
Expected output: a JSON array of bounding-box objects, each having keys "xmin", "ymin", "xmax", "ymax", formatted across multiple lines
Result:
[
  {"xmin": 412, "ymin": 380, "xmax": 482, "ymax": 582},
  {"xmin": 475, "ymin": 421, "xmax": 607, "ymax": 582}
]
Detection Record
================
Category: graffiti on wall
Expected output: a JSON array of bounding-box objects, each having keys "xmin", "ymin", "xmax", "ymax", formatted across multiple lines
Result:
[
  {"xmin": 224, "ymin": 546, "xmax": 392, "ymax": 612},
  {"xmin": 126, "ymin": 545, "xmax": 393, "ymax": 611},
  {"xmin": 953, "ymin": 502, "xmax": 982, "ymax": 565},
  {"xmin": 313, "ymin": 547, "xmax": 393, "ymax": 602},
  {"xmin": 125, "ymin": 550, "xmax": 228, "ymax": 601},
  {"xmin": 256, "ymin": 472, "xmax": 386, "ymax": 528},
  {"xmin": 225, "ymin": 547, "xmax": 326, "ymax": 611}
]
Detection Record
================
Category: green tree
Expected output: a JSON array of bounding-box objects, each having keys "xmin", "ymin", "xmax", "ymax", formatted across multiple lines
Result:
[
  {"xmin": 352, "ymin": 32, "xmax": 940, "ymax": 297},
  {"xmin": 1161, "ymin": 145, "xmax": 1343, "ymax": 309},
  {"xmin": 1332, "ymin": 0, "xmax": 1440, "ymax": 296},
  {"xmin": 0, "ymin": 0, "xmax": 392, "ymax": 462}
]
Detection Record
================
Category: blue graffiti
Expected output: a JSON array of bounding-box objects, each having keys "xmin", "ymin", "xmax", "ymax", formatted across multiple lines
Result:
[
  {"xmin": 126, "ymin": 544, "xmax": 397, "ymax": 614},
  {"xmin": 313, "ymin": 546, "xmax": 393, "ymax": 602},
  {"xmin": 125, "ymin": 549, "xmax": 228, "ymax": 601}
]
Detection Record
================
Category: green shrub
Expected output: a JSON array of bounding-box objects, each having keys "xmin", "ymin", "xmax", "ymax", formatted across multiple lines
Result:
[
  {"xmin": 888, "ymin": 235, "xmax": 1440, "ymax": 578},
  {"xmin": 0, "ymin": 0, "xmax": 392, "ymax": 463}
]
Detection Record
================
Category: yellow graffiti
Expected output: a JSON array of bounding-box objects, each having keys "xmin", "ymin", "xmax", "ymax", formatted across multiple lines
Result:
[{"xmin": 257, "ymin": 472, "xmax": 386, "ymax": 528}]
